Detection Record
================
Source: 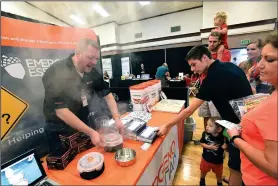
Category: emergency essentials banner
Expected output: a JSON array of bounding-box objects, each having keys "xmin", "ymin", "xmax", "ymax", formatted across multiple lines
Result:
[{"xmin": 1, "ymin": 16, "xmax": 100, "ymax": 163}]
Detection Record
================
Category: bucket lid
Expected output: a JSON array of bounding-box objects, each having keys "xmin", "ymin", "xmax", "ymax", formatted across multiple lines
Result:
[
  {"xmin": 77, "ymin": 152, "xmax": 104, "ymax": 173},
  {"xmin": 145, "ymin": 81, "xmax": 154, "ymax": 86},
  {"xmin": 140, "ymin": 82, "xmax": 149, "ymax": 87},
  {"xmin": 130, "ymin": 85, "xmax": 146, "ymax": 90}
]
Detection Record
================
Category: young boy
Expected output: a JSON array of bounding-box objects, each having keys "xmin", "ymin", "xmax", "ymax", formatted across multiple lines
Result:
[
  {"xmin": 199, "ymin": 117, "xmax": 226, "ymax": 186},
  {"xmin": 212, "ymin": 11, "xmax": 229, "ymax": 60}
]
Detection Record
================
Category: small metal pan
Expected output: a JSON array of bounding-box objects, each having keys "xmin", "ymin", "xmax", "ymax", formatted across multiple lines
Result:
[{"xmin": 114, "ymin": 148, "xmax": 136, "ymax": 167}]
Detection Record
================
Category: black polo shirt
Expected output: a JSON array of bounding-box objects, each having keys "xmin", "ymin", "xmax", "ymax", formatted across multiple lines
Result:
[
  {"xmin": 196, "ymin": 60, "xmax": 252, "ymax": 124},
  {"xmin": 42, "ymin": 53, "xmax": 110, "ymax": 124}
]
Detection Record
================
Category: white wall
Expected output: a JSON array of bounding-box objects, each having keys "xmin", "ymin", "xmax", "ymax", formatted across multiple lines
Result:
[
  {"xmin": 115, "ymin": 23, "xmax": 120, "ymax": 44},
  {"xmin": 1, "ymin": 1, "xmax": 70, "ymax": 27},
  {"xmin": 93, "ymin": 7, "xmax": 202, "ymax": 47},
  {"xmin": 231, "ymin": 49, "xmax": 248, "ymax": 66},
  {"xmin": 201, "ymin": 23, "xmax": 276, "ymax": 39},
  {"xmin": 92, "ymin": 22, "xmax": 119, "ymax": 46},
  {"xmin": 202, "ymin": 1, "xmax": 278, "ymax": 28},
  {"xmin": 120, "ymin": 35, "xmax": 201, "ymax": 50},
  {"xmin": 98, "ymin": 2, "xmax": 277, "ymax": 51},
  {"xmin": 119, "ymin": 7, "xmax": 203, "ymax": 44}
]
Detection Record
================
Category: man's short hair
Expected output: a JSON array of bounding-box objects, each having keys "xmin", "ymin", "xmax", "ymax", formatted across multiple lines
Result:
[
  {"xmin": 185, "ymin": 45, "xmax": 212, "ymax": 61},
  {"xmin": 209, "ymin": 32, "xmax": 222, "ymax": 41},
  {"xmin": 76, "ymin": 38, "xmax": 100, "ymax": 53}
]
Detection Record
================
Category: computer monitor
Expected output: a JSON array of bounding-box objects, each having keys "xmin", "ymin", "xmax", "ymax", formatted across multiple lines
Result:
[{"xmin": 1, "ymin": 149, "xmax": 46, "ymax": 186}]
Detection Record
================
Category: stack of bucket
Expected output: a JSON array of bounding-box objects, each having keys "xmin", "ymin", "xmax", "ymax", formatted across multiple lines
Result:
[{"xmin": 129, "ymin": 80, "xmax": 162, "ymax": 111}]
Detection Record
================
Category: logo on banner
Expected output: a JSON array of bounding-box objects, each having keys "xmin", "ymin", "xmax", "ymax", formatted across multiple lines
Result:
[
  {"xmin": 1, "ymin": 87, "xmax": 29, "ymax": 140},
  {"xmin": 1, "ymin": 55, "xmax": 61, "ymax": 78},
  {"xmin": 25, "ymin": 58, "xmax": 60, "ymax": 77},
  {"xmin": 1, "ymin": 55, "xmax": 26, "ymax": 79},
  {"xmin": 152, "ymin": 140, "xmax": 177, "ymax": 185}
]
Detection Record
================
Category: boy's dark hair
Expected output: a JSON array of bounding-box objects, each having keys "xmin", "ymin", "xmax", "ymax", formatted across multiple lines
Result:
[
  {"xmin": 209, "ymin": 117, "xmax": 224, "ymax": 131},
  {"xmin": 185, "ymin": 45, "xmax": 212, "ymax": 61}
]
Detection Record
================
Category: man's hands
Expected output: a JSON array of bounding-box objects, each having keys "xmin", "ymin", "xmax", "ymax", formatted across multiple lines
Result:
[
  {"xmin": 88, "ymin": 119, "xmax": 125, "ymax": 149},
  {"xmin": 114, "ymin": 118, "xmax": 125, "ymax": 134},
  {"xmin": 157, "ymin": 124, "xmax": 170, "ymax": 136},
  {"xmin": 89, "ymin": 130, "xmax": 105, "ymax": 148}
]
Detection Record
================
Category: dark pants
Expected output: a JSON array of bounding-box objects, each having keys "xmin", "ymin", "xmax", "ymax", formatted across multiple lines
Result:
[
  {"xmin": 156, "ymin": 77, "xmax": 167, "ymax": 87},
  {"xmin": 228, "ymin": 141, "xmax": 241, "ymax": 172}
]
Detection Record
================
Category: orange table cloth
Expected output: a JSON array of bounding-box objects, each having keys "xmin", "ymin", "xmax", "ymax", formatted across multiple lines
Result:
[{"xmin": 42, "ymin": 111, "xmax": 184, "ymax": 185}]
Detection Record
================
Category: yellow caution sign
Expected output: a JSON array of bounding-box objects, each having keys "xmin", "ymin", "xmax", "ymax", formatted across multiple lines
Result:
[{"xmin": 1, "ymin": 87, "xmax": 29, "ymax": 140}]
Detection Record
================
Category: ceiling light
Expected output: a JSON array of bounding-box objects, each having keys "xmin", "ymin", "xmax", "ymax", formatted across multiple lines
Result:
[
  {"xmin": 139, "ymin": 1, "xmax": 151, "ymax": 6},
  {"xmin": 69, "ymin": 14, "xmax": 86, "ymax": 25},
  {"xmin": 93, "ymin": 4, "xmax": 110, "ymax": 17}
]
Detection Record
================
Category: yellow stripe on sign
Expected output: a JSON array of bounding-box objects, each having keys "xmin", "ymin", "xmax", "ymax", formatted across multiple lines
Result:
[{"xmin": 1, "ymin": 87, "xmax": 29, "ymax": 140}]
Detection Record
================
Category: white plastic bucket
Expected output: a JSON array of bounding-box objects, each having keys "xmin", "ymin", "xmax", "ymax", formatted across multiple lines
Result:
[
  {"xmin": 129, "ymin": 85, "xmax": 148, "ymax": 111},
  {"xmin": 142, "ymin": 83, "xmax": 151, "ymax": 105},
  {"xmin": 153, "ymin": 80, "xmax": 161, "ymax": 103},
  {"xmin": 144, "ymin": 81, "xmax": 156, "ymax": 106}
]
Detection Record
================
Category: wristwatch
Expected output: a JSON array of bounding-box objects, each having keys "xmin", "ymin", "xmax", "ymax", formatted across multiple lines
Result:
[{"xmin": 230, "ymin": 135, "xmax": 241, "ymax": 144}]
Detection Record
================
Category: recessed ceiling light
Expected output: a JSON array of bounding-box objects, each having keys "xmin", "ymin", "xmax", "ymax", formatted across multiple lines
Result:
[
  {"xmin": 139, "ymin": 1, "xmax": 151, "ymax": 6},
  {"xmin": 69, "ymin": 14, "xmax": 86, "ymax": 25},
  {"xmin": 93, "ymin": 4, "xmax": 110, "ymax": 17}
]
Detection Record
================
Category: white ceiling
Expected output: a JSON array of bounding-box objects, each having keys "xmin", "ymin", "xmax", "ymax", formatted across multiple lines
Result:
[{"xmin": 27, "ymin": 1, "xmax": 203, "ymax": 28}]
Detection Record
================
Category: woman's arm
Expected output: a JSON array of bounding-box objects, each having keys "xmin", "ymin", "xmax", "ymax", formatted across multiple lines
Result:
[{"xmin": 233, "ymin": 137, "xmax": 278, "ymax": 179}]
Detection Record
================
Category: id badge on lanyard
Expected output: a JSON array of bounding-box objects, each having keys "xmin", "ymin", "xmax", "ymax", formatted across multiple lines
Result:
[{"xmin": 81, "ymin": 89, "xmax": 88, "ymax": 107}]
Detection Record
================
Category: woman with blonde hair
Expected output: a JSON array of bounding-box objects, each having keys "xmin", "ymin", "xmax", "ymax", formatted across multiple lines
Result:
[
  {"xmin": 240, "ymin": 39, "xmax": 273, "ymax": 93},
  {"xmin": 228, "ymin": 32, "xmax": 278, "ymax": 185}
]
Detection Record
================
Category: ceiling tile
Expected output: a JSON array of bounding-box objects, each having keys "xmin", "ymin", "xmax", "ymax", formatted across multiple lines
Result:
[{"xmin": 27, "ymin": 1, "xmax": 203, "ymax": 27}]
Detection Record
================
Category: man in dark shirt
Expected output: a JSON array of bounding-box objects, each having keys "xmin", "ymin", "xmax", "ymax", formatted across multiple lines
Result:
[
  {"xmin": 157, "ymin": 45, "xmax": 252, "ymax": 185},
  {"xmin": 42, "ymin": 38, "xmax": 124, "ymax": 152},
  {"xmin": 199, "ymin": 32, "xmax": 232, "ymax": 129}
]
